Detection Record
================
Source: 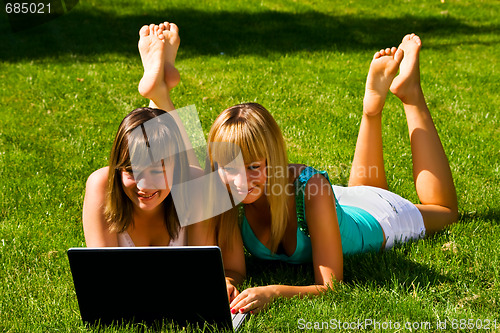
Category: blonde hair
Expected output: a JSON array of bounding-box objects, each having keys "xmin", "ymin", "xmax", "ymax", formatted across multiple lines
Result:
[
  {"xmin": 104, "ymin": 107, "xmax": 190, "ymax": 239},
  {"xmin": 207, "ymin": 103, "xmax": 289, "ymax": 252}
]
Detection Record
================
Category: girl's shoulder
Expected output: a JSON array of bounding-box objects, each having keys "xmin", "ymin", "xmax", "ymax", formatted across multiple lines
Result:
[
  {"xmin": 86, "ymin": 167, "xmax": 109, "ymax": 189},
  {"xmin": 288, "ymin": 164, "xmax": 329, "ymax": 184},
  {"xmin": 287, "ymin": 164, "xmax": 308, "ymax": 182},
  {"xmin": 289, "ymin": 164, "xmax": 332, "ymax": 191}
]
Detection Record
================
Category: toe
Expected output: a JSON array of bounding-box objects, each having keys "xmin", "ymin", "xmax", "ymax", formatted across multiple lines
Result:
[
  {"xmin": 394, "ymin": 48, "xmax": 404, "ymax": 63},
  {"xmin": 402, "ymin": 34, "xmax": 412, "ymax": 43},
  {"xmin": 139, "ymin": 25, "xmax": 149, "ymax": 37},
  {"xmin": 153, "ymin": 24, "xmax": 161, "ymax": 36},
  {"xmin": 169, "ymin": 23, "xmax": 179, "ymax": 34}
]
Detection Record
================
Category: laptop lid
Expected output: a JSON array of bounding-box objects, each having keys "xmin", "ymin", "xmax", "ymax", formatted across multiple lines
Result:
[{"xmin": 67, "ymin": 246, "xmax": 235, "ymax": 330}]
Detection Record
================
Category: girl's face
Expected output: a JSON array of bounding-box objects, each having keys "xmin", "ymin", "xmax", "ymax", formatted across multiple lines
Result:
[
  {"xmin": 218, "ymin": 158, "xmax": 267, "ymax": 204},
  {"xmin": 121, "ymin": 161, "xmax": 172, "ymax": 212}
]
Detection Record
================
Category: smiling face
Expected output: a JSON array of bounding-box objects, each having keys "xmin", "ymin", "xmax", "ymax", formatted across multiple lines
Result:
[
  {"xmin": 208, "ymin": 103, "xmax": 289, "ymax": 207},
  {"xmin": 121, "ymin": 161, "xmax": 173, "ymax": 213},
  {"xmin": 105, "ymin": 107, "xmax": 192, "ymax": 238},
  {"xmin": 218, "ymin": 158, "xmax": 267, "ymax": 204},
  {"xmin": 207, "ymin": 103, "xmax": 291, "ymax": 253}
]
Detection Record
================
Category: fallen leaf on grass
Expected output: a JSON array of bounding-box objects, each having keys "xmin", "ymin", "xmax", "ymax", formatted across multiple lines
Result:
[{"xmin": 441, "ymin": 241, "xmax": 458, "ymax": 254}]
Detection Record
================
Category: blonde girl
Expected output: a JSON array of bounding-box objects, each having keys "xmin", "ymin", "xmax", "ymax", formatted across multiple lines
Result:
[{"xmin": 208, "ymin": 34, "xmax": 458, "ymax": 314}]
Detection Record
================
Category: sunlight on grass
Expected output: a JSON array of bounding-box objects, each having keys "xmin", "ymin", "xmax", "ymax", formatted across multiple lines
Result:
[{"xmin": 1, "ymin": 0, "xmax": 498, "ymax": 331}]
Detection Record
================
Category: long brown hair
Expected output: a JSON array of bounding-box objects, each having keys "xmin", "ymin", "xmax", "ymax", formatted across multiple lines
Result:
[
  {"xmin": 104, "ymin": 107, "xmax": 190, "ymax": 239},
  {"xmin": 207, "ymin": 103, "xmax": 289, "ymax": 252}
]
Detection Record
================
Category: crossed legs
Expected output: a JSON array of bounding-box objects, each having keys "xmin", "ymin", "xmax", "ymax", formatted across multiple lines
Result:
[
  {"xmin": 349, "ymin": 34, "xmax": 458, "ymax": 234},
  {"xmin": 138, "ymin": 22, "xmax": 180, "ymax": 111},
  {"xmin": 137, "ymin": 21, "xmax": 200, "ymax": 167}
]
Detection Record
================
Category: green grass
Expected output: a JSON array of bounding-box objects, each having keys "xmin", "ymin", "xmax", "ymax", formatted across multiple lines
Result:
[{"xmin": 1, "ymin": 0, "xmax": 499, "ymax": 332}]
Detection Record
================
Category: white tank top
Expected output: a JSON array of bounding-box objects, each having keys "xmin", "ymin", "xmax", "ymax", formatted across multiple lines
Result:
[{"xmin": 117, "ymin": 227, "xmax": 187, "ymax": 247}]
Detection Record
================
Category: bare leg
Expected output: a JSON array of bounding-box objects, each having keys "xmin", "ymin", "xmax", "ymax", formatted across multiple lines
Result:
[
  {"xmin": 390, "ymin": 34, "xmax": 458, "ymax": 233},
  {"xmin": 348, "ymin": 47, "xmax": 403, "ymax": 189},
  {"xmin": 138, "ymin": 23, "xmax": 199, "ymax": 167}
]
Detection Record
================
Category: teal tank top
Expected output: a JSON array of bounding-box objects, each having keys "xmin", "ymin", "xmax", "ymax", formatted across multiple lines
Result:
[{"xmin": 240, "ymin": 166, "xmax": 384, "ymax": 264}]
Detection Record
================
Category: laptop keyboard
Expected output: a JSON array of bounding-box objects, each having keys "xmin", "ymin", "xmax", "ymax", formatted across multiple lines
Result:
[{"xmin": 231, "ymin": 311, "xmax": 248, "ymax": 330}]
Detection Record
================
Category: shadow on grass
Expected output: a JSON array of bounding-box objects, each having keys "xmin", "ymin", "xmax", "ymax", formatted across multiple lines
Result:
[
  {"xmin": 245, "ymin": 244, "xmax": 453, "ymax": 291},
  {"xmin": 342, "ymin": 249, "xmax": 453, "ymax": 288},
  {"xmin": 245, "ymin": 255, "xmax": 316, "ymax": 287},
  {"xmin": 460, "ymin": 208, "xmax": 500, "ymax": 225},
  {"xmin": 1, "ymin": 7, "xmax": 498, "ymax": 62}
]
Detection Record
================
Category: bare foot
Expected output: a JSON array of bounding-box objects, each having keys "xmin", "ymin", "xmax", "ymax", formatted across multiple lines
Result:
[
  {"xmin": 363, "ymin": 47, "xmax": 403, "ymax": 116},
  {"xmin": 389, "ymin": 34, "xmax": 423, "ymax": 105},
  {"xmin": 138, "ymin": 24, "xmax": 168, "ymax": 100},
  {"xmin": 158, "ymin": 21, "xmax": 181, "ymax": 90}
]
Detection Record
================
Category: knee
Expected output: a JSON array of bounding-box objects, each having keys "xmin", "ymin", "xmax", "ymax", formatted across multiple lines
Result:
[
  {"xmin": 420, "ymin": 203, "xmax": 459, "ymax": 235},
  {"xmin": 448, "ymin": 204, "xmax": 459, "ymax": 225},
  {"xmin": 441, "ymin": 204, "xmax": 459, "ymax": 229}
]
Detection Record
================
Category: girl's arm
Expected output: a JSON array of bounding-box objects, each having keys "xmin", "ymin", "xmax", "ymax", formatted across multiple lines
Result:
[
  {"xmin": 305, "ymin": 173, "xmax": 344, "ymax": 286},
  {"xmin": 230, "ymin": 174, "xmax": 343, "ymax": 313},
  {"xmin": 222, "ymin": 227, "xmax": 247, "ymax": 302},
  {"xmin": 82, "ymin": 167, "xmax": 119, "ymax": 247},
  {"xmin": 187, "ymin": 219, "xmax": 216, "ymax": 246}
]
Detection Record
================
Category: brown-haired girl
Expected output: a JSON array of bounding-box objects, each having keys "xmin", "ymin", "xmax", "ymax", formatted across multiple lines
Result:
[{"xmin": 82, "ymin": 23, "xmax": 212, "ymax": 247}]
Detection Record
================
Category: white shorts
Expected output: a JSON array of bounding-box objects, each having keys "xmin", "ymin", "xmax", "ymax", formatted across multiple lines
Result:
[{"xmin": 332, "ymin": 185, "xmax": 426, "ymax": 249}]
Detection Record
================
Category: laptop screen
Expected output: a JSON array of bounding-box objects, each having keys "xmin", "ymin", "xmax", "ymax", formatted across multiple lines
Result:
[{"xmin": 67, "ymin": 246, "xmax": 233, "ymax": 330}]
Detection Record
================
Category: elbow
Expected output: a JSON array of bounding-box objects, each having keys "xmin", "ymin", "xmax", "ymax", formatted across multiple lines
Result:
[
  {"xmin": 318, "ymin": 273, "xmax": 343, "ymax": 291},
  {"xmin": 225, "ymin": 269, "xmax": 246, "ymax": 285},
  {"xmin": 332, "ymin": 266, "xmax": 344, "ymax": 283},
  {"xmin": 327, "ymin": 275, "xmax": 343, "ymax": 288}
]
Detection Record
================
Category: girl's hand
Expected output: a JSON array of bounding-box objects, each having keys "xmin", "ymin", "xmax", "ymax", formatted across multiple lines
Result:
[
  {"xmin": 226, "ymin": 280, "xmax": 240, "ymax": 303},
  {"xmin": 229, "ymin": 286, "xmax": 277, "ymax": 314}
]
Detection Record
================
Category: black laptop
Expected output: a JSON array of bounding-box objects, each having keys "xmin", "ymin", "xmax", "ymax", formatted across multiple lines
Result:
[{"xmin": 67, "ymin": 246, "xmax": 248, "ymax": 331}]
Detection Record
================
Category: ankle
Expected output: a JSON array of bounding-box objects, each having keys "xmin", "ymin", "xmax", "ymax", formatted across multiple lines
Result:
[
  {"xmin": 361, "ymin": 109, "xmax": 383, "ymax": 119},
  {"xmin": 398, "ymin": 87, "xmax": 426, "ymax": 107},
  {"xmin": 140, "ymin": 83, "xmax": 169, "ymax": 102},
  {"xmin": 363, "ymin": 96, "xmax": 385, "ymax": 117},
  {"xmin": 152, "ymin": 89, "xmax": 171, "ymax": 107}
]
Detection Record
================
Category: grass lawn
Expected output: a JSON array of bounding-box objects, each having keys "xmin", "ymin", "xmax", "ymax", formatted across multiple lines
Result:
[{"xmin": 1, "ymin": 0, "xmax": 499, "ymax": 332}]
